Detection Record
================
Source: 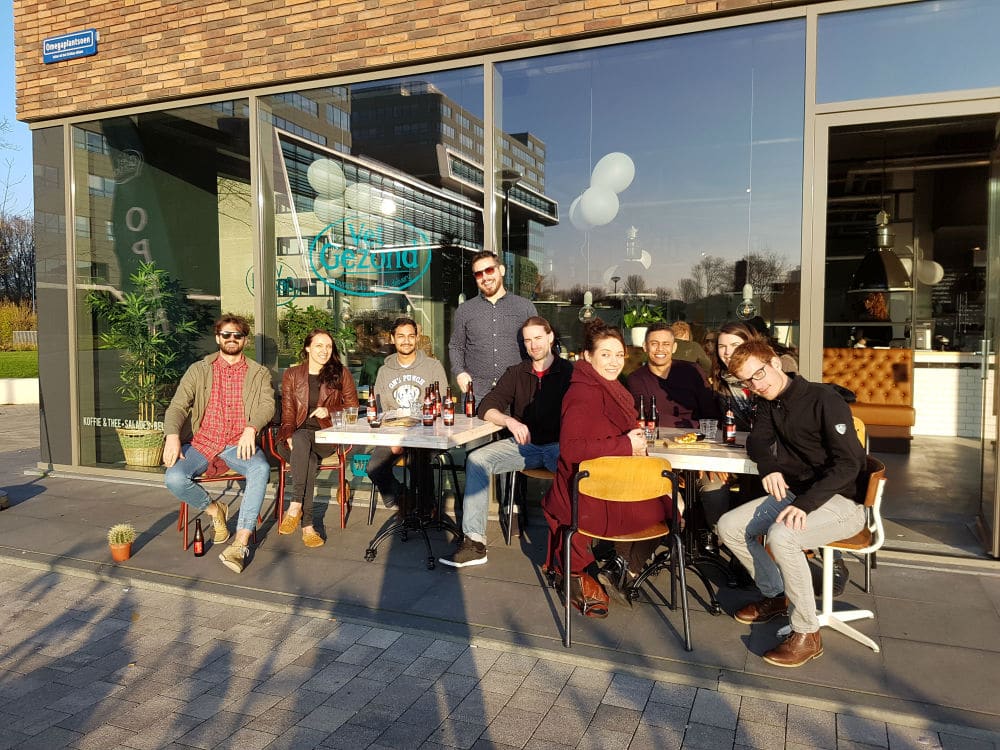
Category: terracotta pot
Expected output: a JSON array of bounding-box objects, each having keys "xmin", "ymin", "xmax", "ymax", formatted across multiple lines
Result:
[{"xmin": 109, "ymin": 542, "xmax": 132, "ymax": 562}]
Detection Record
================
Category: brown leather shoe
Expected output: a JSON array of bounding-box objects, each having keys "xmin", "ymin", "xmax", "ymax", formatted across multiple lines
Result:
[
  {"xmin": 569, "ymin": 573, "xmax": 610, "ymax": 619},
  {"xmin": 762, "ymin": 630, "xmax": 823, "ymax": 667},
  {"xmin": 734, "ymin": 595, "xmax": 788, "ymax": 624}
]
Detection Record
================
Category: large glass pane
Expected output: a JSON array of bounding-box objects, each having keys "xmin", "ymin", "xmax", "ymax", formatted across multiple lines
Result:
[
  {"xmin": 33, "ymin": 126, "xmax": 71, "ymax": 465},
  {"xmin": 73, "ymin": 101, "xmax": 252, "ymax": 469},
  {"xmin": 818, "ymin": 0, "xmax": 1000, "ymax": 104},
  {"xmin": 495, "ymin": 20, "xmax": 805, "ymax": 354},
  {"xmin": 258, "ymin": 70, "xmax": 485, "ymax": 391}
]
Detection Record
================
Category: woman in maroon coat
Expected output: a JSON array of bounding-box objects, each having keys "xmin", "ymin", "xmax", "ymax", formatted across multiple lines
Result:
[
  {"xmin": 277, "ymin": 329, "xmax": 359, "ymax": 547},
  {"xmin": 542, "ymin": 319, "xmax": 673, "ymax": 618}
]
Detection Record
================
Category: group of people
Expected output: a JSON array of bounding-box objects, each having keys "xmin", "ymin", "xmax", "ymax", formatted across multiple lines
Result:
[{"xmin": 162, "ymin": 250, "xmax": 868, "ymax": 668}]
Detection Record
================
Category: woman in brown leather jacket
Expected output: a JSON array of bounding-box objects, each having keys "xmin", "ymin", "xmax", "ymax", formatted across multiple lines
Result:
[{"xmin": 277, "ymin": 329, "xmax": 358, "ymax": 546}]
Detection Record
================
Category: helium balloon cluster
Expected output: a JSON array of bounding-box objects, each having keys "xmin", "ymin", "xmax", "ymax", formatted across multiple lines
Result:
[{"xmin": 568, "ymin": 152, "xmax": 635, "ymax": 231}]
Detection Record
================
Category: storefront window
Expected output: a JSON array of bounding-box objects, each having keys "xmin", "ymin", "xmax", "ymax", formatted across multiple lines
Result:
[
  {"xmin": 818, "ymin": 0, "xmax": 1000, "ymax": 104},
  {"xmin": 495, "ymin": 20, "xmax": 805, "ymax": 355},
  {"xmin": 74, "ymin": 101, "xmax": 252, "ymax": 469},
  {"xmin": 258, "ymin": 70, "xmax": 485, "ymax": 392}
]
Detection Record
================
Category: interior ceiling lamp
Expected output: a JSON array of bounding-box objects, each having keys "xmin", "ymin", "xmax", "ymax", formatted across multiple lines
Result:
[{"xmin": 849, "ymin": 209, "xmax": 911, "ymax": 293}]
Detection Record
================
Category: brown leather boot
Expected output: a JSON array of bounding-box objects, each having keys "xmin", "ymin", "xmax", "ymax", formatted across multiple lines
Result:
[
  {"xmin": 762, "ymin": 630, "xmax": 823, "ymax": 667},
  {"xmin": 569, "ymin": 573, "xmax": 610, "ymax": 619},
  {"xmin": 734, "ymin": 595, "xmax": 788, "ymax": 624}
]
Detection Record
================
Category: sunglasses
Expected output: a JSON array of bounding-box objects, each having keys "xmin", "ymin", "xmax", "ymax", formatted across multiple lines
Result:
[
  {"xmin": 219, "ymin": 331, "xmax": 247, "ymax": 340},
  {"xmin": 473, "ymin": 265, "xmax": 499, "ymax": 280}
]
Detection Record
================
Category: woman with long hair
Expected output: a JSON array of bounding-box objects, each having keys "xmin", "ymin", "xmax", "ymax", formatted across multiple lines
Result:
[
  {"xmin": 276, "ymin": 329, "xmax": 358, "ymax": 547},
  {"xmin": 542, "ymin": 319, "xmax": 673, "ymax": 618},
  {"xmin": 712, "ymin": 321, "xmax": 764, "ymax": 432}
]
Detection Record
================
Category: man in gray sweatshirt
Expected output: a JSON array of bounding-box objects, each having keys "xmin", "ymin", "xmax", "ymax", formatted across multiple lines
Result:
[{"xmin": 366, "ymin": 317, "xmax": 448, "ymax": 509}]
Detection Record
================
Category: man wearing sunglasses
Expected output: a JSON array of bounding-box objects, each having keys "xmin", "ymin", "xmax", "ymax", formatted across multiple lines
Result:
[
  {"xmin": 449, "ymin": 251, "xmax": 537, "ymax": 398},
  {"xmin": 163, "ymin": 314, "xmax": 275, "ymax": 574},
  {"xmin": 717, "ymin": 339, "xmax": 866, "ymax": 668}
]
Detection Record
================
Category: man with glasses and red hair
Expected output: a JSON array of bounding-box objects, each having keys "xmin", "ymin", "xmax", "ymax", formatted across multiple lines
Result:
[
  {"xmin": 717, "ymin": 339, "xmax": 865, "ymax": 668},
  {"xmin": 163, "ymin": 314, "xmax": 275, "ymax": 574},
  {"xmin": 449, "ymin": 251, "xmax": 537, "ymax": 398}
]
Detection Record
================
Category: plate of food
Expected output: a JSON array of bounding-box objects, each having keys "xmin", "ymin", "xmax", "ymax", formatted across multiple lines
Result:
[{"xmin": 665, "ymin": 432, "xmax": 706, "ymax": 446}]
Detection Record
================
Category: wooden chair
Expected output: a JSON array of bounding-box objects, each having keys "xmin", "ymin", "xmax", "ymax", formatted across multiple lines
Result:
[
  {"xmin": 851, "ymin": 416, "xmax": 877, "ymax": 592},
  {"xmin": 780, "ymin": 455, "xmax": 887, "ymax": 652},
  {"xmin": 501, "ymin": 467, "xmax": 554, "ymax": 545},
  {"xmin": 177, "ymin": 468, "xmax": 262, "ymax": 550},
  {"xmin": 563, "ymin": 455, "xmax": 690, "ymax": 650},
  {"xmin": 261, "ymin": 427, "xmax": 351, "ymax": 529}
]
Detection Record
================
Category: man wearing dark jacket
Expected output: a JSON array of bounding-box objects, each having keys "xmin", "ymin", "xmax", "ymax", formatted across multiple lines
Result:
[
  {"xmin": 440, "ymin": 316, "xmax": 573, "ymax": 568},
  {"xmin": 717, "ymin": 339, "xmax": 866, "ymax": 667}
]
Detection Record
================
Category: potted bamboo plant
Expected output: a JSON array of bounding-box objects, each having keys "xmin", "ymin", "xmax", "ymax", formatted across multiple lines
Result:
[
  {"xmin": 87, "ymin": 262, "xmax": 202, "ymax": 467},
  {"xmin": 107, "ymin": 523, "xmax": 137, "ymax": 562}
]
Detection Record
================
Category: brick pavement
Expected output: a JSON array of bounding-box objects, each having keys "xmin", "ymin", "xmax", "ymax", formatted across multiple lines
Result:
[{"xmin": 1, "ymin": 563, "xmax": 996, "ymax": 750}]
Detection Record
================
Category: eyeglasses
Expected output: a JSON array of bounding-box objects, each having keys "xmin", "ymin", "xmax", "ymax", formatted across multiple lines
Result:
[
  {"xmin": 473, "ymin": 265, "xmax": 499, "ymax": 280},
  {"xmin": 219, "ymin": 331, "xmax": 247, "ymax": 340},
  {"xmin": 739, "ymin": 364, "xmax": 768, "ymax": 389}
]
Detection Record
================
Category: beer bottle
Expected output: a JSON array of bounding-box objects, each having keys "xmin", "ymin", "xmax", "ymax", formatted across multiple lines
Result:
[
  {"xmin": 647, "ymin": 395, "xmax": 658, "ymax": 442},
  {"xmin": 433, "ymin": 381, "xmax": 442, "ymax": 418},
  {"xmin": 443, "ymin": 391, "xmax": 456, "ymax": 426},
  {"xmin": 193, "ymin": 518, "xmax": 206, "ymax": 557},
  {"xmin": 422, "ymin": 388, "xmax": 435, "ymax": 426},
  {"xmin": 636, "ymin": 395, "xmax": 646, "ymax": 431},
  {"xmin": 464, "ymin": 381, "xmax": 476, "ymax": 418},
  {"xmin": 724, "ymin": 409, "xmax": 737, "ymax": 444}
]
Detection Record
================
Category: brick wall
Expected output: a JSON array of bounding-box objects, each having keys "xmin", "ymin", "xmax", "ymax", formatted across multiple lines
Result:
[{"xmin": 14, "ymin": 0, "xmax": 815, "ymax": 122}]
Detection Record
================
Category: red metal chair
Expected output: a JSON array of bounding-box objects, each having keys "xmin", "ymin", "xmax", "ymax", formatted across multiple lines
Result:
[{"xmin": 261, "ymin": 427, "xmax": 352, "ymax": 529}]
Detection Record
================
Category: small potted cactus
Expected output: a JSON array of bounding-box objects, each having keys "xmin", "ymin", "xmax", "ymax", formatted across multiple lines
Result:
[{"xmin": 107, "ymin": 523, "xmax": 137, "ymax": 562}]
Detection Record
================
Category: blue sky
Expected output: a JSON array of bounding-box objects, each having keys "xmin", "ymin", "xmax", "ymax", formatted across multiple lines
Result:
[{"xmin": 2, "ymin": 0, "xmax": 34, "ymax": 214}]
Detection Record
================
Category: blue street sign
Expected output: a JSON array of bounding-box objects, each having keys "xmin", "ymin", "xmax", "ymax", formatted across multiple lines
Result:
[{"xmin": 43, "ymin": 29, "xmax": 98, "ymax": 64}]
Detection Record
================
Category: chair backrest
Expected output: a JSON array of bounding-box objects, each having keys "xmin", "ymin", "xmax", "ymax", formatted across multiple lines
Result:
[
  {"xmin": 575, "ymin": 456, "xmax": 675, "ymax": 503},
  {"xmin": 852, "ymin": 416, "xmax": 868, "ymax": 453},
  {"xmin": 856, "ymin": 455, "xmax": 886, "ymax": 508}
]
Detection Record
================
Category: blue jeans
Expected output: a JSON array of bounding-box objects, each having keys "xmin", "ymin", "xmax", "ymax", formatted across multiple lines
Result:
[
  {"xmin": 461, "ymin": 438, "xmax": 560, "ymax": 542},
  {"xmin": 717, "ymin": 491, "xmax": 864, "ymax": 633},
  {"xmin": 164, "ymin": 444, "xmax": 270, "ymax": 533}
]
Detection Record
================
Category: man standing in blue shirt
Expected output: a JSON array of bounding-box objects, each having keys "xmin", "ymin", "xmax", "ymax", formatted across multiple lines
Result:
[{"xmin": 449, "ymin": 251, "xmax": 537, "ymax": 398}]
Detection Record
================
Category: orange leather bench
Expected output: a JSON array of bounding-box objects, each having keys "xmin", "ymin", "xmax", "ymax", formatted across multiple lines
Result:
[{"xmin": 822, "ymin": 347, "xmax": 915, "ymax": 442}]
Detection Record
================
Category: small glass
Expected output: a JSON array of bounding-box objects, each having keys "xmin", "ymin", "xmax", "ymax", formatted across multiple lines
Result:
[
  {"xmin": 699, "ymin": 418, "xmax": 718, "ymax": 441},
  {"xmin": 331, "ymin": 410, "xmax": 345, "ymax": 428},
  {"xmin": 345, "ymin": 406, "xmax": 359, "ymax": 425}
]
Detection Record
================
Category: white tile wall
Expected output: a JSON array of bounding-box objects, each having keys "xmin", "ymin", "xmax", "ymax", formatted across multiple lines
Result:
[{"xmin": 913, "ymin": 364, "xmax": 996, "ymax": 438}]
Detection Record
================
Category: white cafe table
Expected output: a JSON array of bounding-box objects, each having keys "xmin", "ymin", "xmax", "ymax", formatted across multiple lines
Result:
[
  {"xmin": 648, "ymin": 427, "xmax": 758, "ymax": 613},
  {"xmin": 316, "ymin": 415, "xmax": 503, "ymax": 568}
]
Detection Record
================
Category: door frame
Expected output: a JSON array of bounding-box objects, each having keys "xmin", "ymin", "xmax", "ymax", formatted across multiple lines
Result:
[{"xmin": 809, "ymin": 99, "xmax": 1000, "ymax": 558}]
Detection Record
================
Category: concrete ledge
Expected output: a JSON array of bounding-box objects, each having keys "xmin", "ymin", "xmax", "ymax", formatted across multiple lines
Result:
[{"xmin": 0, "ymin": 378, "xmax": 39, "ymax": 405}]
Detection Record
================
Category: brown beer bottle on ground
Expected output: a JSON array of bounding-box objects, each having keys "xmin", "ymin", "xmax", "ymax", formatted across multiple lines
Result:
[{"xmin": 193, "ymin": 519, "xmax": 206, "ymax": 557}]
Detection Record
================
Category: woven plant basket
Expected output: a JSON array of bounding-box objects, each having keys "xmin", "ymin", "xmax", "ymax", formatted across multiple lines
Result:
[{"xmin": 116, "ymin": 428, "xmax": 165, "ymax": 467}]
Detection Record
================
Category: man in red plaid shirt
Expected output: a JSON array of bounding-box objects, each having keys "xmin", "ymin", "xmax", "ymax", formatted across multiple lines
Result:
[{"xmin": 164, "ymin": 314, "xmax": 275, "ymax": 573}]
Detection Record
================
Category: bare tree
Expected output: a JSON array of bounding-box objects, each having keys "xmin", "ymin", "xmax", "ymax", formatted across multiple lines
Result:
[
  {"xmin": 653, "ymin": 286, "xmax": 673, "ymax": 303},
  {"xmin": 691, "ymin": 254, "xmax": 733, "ymax": 297},
  {"xmin": 676, "ymin": 278, "xmax": 700, "ymax": 303},
  {"xmin": 744, "ymin": 250, "xmax": 792, "ymax": 299},
  {"xmin": 622, "ymin": 273, "xmax": 647, "ymax": 296},
  {"xmin": 0, "ymin": 213, "xmax": 35, "ymax": 305}
]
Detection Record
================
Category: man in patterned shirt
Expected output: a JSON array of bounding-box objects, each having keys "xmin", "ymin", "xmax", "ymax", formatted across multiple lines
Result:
[
  {"xmin": 449, "ymin": 251, "xmax": 537, "ymax": 398},
  {"xmin": 164, "ymin": 314, "xmax": 275, "ymax": 573}
]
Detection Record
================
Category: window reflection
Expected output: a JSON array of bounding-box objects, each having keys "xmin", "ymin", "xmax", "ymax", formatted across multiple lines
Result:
[
  {"xmin": 496, "ymin": 21, "xmax": 805, "ymax": 353},
  {"xmin": 818, "ymin": 0, "xmax": 1000, "ymax": 104}
]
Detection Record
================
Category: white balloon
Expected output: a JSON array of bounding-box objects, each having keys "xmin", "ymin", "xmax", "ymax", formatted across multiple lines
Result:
[
  {"xmin": 307, "ymin": 159, "xmax": 346, "ymax": 198},
  {"xmin": 569, "ymin": 195, "xmax": 593, "ymax": 232},
  {"xmin": 579, "ymin": 186, "xmax": 619, "ymax": 226},
  {"xmin": 345, "ymin": 182, "xmax": 377, "ymax": 214},
  {"xmin": 591, "ymin": 152, "xmax": 635, "ymax": 194},
  {"xmin": 917, "ymin": 260, "xmax": 945, "ymax": 285},
  {"xmin": 313, "ymin": 197, "xmax": 346, "ymax": 224},
  {"xmin": 602, "ymin": 265, "xmax": 619, "ymax": 285},
  {"xmin": 639, "ymin": 250, "xmax": 652, "ymax": 270}
]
